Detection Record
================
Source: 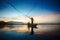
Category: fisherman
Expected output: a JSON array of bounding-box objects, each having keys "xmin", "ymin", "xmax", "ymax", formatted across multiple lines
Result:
[
  {"xmin": 30, "ymin": 17, "xmax": 34, "ymax": 35},
  {"xmin": 27, "ymin": 17, "xmax": 37, "ymax": 35}
]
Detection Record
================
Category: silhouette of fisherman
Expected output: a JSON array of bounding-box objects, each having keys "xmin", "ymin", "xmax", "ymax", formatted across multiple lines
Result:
[
  {"xmin": 27, "ymin": 17, "xmax": 37, "ymax": 35},
  {"xmin": 0, "ymin": 21, "xmax": 7, "ymax": 29},
  {"xmin": 30, "ymin": 17, "xmax": 34, "ymax": 35}
]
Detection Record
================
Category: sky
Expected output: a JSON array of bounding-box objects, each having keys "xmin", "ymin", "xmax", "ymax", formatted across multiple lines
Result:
[
  {"xmin": 1, "ymin": 14, "xmax": 60, "ymax": 23},
  {"xmin": 0, "ymin": 0, "xmax": 60, "ymax": 18},
  {"xmin": 0, "ymin": 0, "xmax": 60, "ymax": 35}
]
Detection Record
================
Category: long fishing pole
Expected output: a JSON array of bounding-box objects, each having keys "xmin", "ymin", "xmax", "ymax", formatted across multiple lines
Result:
[
  {"xmin": 7, "ymin": 1, "xmax": 36, "ymax": 19},
  {"xmin": 7, "ymin": 2, "xmax": 23, "ymax": 16}
]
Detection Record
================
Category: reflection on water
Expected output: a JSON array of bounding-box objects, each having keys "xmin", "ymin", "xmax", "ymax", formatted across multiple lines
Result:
[
  {"xmin": 2, "ymin": 25, "xmax": 60, "ymax": 34},
  {"xmin": 0, "ymin": 25, "xmax": 60, "ymax": 40}
]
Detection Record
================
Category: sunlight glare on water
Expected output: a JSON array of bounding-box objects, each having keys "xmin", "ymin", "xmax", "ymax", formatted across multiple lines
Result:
[{"xmin": 2, "ymin": 25, "xmax": 60, "ymax": 34}]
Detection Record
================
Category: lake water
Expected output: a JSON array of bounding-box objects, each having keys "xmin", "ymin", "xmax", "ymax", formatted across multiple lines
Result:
[
  {"xmin": 0, "ymin": 25, "xmax": 60, "ymax": 40},
  {"xmin": 3, "ymin": 25, "xmax": 60, "ymax": 34}
]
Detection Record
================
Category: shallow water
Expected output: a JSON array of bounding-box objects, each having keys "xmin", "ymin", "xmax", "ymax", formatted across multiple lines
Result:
[{"xmin": 0, "ymin": 25, "xmax": 60, "ymax": 40}]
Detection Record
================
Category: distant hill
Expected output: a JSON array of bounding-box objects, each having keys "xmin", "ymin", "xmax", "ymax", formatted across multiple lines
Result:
[
  {"xmin": 7, "ymin": 21, "xmax": 24, "ymax": 25},
  {"xmin": 7, "ymin": 21, "xmax": 60, "ymax": 25}
]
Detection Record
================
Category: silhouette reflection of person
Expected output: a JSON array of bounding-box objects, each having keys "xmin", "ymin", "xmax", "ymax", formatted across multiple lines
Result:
[
  {"xmin": 30, "ymin": 17, "xmax": 34, "ymax": 35},
  {"xmin": 27, "ymin": 17, "xmax": 37, "ymax": 35},
  {"xmin": 27, "ymin": 17, "xmax": 34, "ymax": 35}
]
